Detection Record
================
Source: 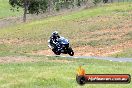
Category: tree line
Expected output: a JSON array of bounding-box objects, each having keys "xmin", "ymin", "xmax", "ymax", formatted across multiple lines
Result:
[{"xmin": 9, "ymin": 0, "xmax": 108, "ymax": 22}]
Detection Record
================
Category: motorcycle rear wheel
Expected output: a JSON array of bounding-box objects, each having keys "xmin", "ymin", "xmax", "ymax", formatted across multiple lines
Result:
[{"xmin": 68, "ymin": 47, "xmax": 74, "ymax": 56}]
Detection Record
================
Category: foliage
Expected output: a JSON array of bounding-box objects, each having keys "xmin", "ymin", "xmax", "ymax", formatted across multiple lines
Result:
[
  {"xmin": 93, "ymin": 0, "xmax": 102, "ymax": 5},
  {"xmin": 103, "ymin": 0, "xmax": 108, "ymax": 3},
  {"xmin": 9, "ymin": 0, "xmax": 48, "ymax": 14}
]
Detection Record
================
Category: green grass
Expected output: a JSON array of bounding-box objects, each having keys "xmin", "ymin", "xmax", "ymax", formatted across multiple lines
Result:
[
  {"xmin": 0, "ymin": 0, "xmax": 22, "ymax": 19},
  {"xmin": 0, "ymin": 56, "xmax": 131, "ymax": 88}
]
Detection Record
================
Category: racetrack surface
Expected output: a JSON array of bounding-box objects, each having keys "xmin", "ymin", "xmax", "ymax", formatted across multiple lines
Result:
[
  {"xmin": 47, "ymin": 55, "xmax": 132, "ymax": 62},
  {"xmin": 33, "ymin": 49, "xmax": 132, "ymax": 62}
]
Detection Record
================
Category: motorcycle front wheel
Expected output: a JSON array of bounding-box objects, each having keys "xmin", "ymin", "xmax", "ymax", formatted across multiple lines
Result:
[{"xmin": 52, "ymin": 48, "xmax": 61, "ymax": 55}]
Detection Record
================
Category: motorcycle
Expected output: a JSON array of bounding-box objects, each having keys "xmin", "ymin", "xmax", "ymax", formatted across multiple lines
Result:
[{"xmin": 48, "ymin": 37, "xmax": 74, "ymax": 56}]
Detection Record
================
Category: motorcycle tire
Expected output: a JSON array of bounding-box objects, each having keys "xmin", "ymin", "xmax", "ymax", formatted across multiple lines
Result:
[
  {"xmin": 52, "ymin": 48, "xmax": 61, "ymax": 55},
  {"xmin": 68, "ymin": 47, "xmax": 74, "ymax": 56}
]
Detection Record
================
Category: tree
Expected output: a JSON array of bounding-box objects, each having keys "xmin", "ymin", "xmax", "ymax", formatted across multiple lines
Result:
[
  {"xmin": 93, "ymin": 0, "xmax": 102, "ymax": 5},
  {"xmin": 103, "ymin": 0, "xmax": 108, "ymax": 3},
  {"xmin": 84, "ymin": 0, "xmax": 89, "ymax": 8},
  {"xmin": 77, "ymin": 0, "xmax": 81, "ymax": 6},
  {"xmin": 9, "ymin": 0, "xmax": 48, "ymax": 22}
]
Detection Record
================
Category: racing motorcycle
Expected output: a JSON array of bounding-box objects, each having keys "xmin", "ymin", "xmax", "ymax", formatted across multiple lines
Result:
[{"xmin": 48, "ymin": 37, "xmax": 74, "ymax": 56}]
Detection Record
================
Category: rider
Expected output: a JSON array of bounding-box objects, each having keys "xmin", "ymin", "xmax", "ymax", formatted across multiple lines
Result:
[{"xmin": 49, "ymin": 31, "xmax": 60, "ymax": 49}]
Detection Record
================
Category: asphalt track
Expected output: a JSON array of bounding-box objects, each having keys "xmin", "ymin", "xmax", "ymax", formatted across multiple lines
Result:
[{"xmin": 47, "ymin": 55, "xmax": 132, "ymax": 62}]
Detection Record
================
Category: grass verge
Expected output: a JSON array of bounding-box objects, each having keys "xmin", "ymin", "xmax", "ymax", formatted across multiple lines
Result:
[{"xmin": 0, "ymin": 56, "xmax": 131, "ymax": 88}]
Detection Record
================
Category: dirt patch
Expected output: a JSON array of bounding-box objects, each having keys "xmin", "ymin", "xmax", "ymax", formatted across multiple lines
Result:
[
  {"xmin": 0, "ymin": 56, "xmax": 73, "ymax": 64},
  {"xmin": 32, "ymin": 49, "xmax": 53, "ymax": 56},
  {"xmin": 0, "ymin": 56, "xmax": 39, "ymax": 63},
  {"xmin": 33, "ymin": 40, "xmax": 132, "ymax": 57},
  {"xmin": 0, "ymin": 38, "xmax": 34, "ymax": 45},
  {"xmin": 74, "ymin": 40, "xmax": 132, "ymax": 56}
]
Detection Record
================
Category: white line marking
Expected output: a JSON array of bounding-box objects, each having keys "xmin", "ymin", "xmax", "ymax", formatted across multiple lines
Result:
[{"xmin": 74, "ymin": 57, "xmax": 78, "ymax": 58}]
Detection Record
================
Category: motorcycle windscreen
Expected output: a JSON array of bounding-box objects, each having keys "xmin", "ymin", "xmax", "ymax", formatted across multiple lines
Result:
[{"xmin": 58, "ymin": 37, "xmax": 69, "ymax": 45}]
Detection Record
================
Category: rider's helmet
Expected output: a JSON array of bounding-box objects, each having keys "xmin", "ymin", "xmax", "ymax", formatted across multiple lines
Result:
[{"xmin": 52, "ymin": 31, "xmax": 59, "ymax": 37}]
